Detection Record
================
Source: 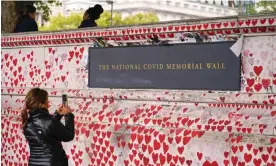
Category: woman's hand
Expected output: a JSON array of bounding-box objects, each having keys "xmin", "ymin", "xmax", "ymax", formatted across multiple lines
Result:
[
  {"xmin": 58, "ymin": 105, "xmax": 71, "ymax": 115},
  {"xmin": 57, "ymin": 106, "xmax": 63, "ymax": 115},
  {"xmin": 62, "ymin": 105, "xmax": 71, "ymax": 115}
]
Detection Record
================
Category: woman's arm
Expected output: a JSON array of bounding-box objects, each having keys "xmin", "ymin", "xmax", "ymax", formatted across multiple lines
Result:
[{"xmin": 50, "ymin": 113, "xmax": 75, "ymax": 142}]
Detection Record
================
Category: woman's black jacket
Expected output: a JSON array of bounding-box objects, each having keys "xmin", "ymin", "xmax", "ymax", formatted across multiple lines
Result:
[
  {"xmin": 14, "ymin": 15, "xmax": 38, "ymax": 33},
  {"xmin": 78, "ymin": 19, "xmax": 97, "ymax": 28},
  {"xmin": 23, "ymin": 108, "xmax": 75, "ymax": 166}
]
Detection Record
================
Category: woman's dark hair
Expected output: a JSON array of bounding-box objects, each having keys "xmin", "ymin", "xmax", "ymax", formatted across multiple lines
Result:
[
  {"xmin": 21, "ymin": 88, "xmax": 48, "ymax": 127},
  {"xmin": 86, "ymin": 4, "xmax": 104, "ymax": 20}
]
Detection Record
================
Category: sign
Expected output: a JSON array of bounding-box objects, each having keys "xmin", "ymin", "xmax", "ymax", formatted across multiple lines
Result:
[{"xmin": 88, "ymin": 42, "xmax": 241, "ymax": 90}]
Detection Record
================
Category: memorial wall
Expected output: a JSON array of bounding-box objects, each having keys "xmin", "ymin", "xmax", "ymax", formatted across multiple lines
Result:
[{"xmin": 1, "ymin": 15, "xmax": 276, "ymax": 166}]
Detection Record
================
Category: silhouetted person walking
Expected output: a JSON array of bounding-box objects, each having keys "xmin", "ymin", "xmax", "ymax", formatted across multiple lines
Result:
[
  {"xmin": 14, "ymin": 5, "xmax": 38, "ymax": 33},
  {"xmin": 78, "ymin": 4, "xmax": 104, "ymax": 28}
]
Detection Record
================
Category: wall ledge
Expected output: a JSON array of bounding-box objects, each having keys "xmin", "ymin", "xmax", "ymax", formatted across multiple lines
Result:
[{"xmin": 1, "ymin": 14, "xmax": 275, "ymax": 48}]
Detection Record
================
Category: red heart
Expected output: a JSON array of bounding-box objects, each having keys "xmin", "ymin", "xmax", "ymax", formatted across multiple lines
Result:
[
  {"xmin": 186, "ymin": 160, "xmax": 192, "ymax": 166},
  {"xmin": 137, "ymin": 134, "xmax": 143, "ymax": 144},
  {"xmin": 251, "ymin": 27, "xmax": 257, "ymax": 33},
  {"xmin": 245, "ymin": 20, "xmax": 251, "ymax": 26},
  {"xmin": 262, "ymin": 79, "xmax": 270, "ymax": 89},
  {"xmin": 12, "ymin": 59, "xmax": 17, "ymax": 66},
  {"xmin": 223, "ymin": 159, "xmax": 229, "ymax": 166},
  {"xmin": 269, "ymin": 99, "xmax": 274, "ymax": 104},
  {"xmin": 4, "ymin": 54, "xmax": 9, "ymax": 60},
  {"xmin": 268, "ymin": 27, "xmax": 275, "ymax": 32},
  {"xmin": 216, "ymin": 22, "xmax": 222, "ymax": 28},
  {"xmin": 152, "ymin": 153, "xmax": 158, "ymax": 163},
  {"xmin": 177, "ymin": 146, "xmax": 184, "ymax": 154},
  {"xmin": 233, "ymin": 29, "xmax": 240, "ymax": 33},
  {"xmin": 267, "ymin": 162, "xmax": 275, "ymax": 166},
  {"xmin": 260, "ymin": 19, "xmax": 266, "ymax": 24},
  {"xmin": 223, "ymin": 22, "xmax": 229, "ymax": 27},
  {"xmin": 238, "ymin": 20, "xmax": 244, "ymax": 26},
  {"xmin": 143, "ymin": 157, "xmax": 149, "ymax": 165},
  {"xmin": 268, "ymin": 18, "xmax": 275, "ymax": 25},
  {"xmin": 124, "ymin": 160, "xmax": 129, "ymax": 166},
  {"xmin": 61, "ymin": 76, "xmax": 66, "ymax": 82},
  {"xmin": 187, "ymin": 120, "xmax": 194, "ymax": 127},
  {"xmin": 162, "ymin": 142, "xmax": 169, "ymax": 154},
  {"xmin": 203, "ymin": 161, "xmax": 218, "ymax": 166},
  {"xmin": 159, "ymin": 154, "xmax": 166, "ymax": 165},
  {"xmin": 157, "ymin": 28, "xmax": 161, "ymax": 32},
  {"xmin": 179, "ymin": 157, "xmax": 185, "ymax": 165},
  {"xmin": 253, "ymin": 148, "xmax": 259, "ymax": 155},
  {"xmin": 69, "ymin": 51, "xmax": 74, "ymax": 59},
  {"xmin": 224, "ymin": 30, "xmax": 231, "ymax": 34},
  {"xmin": 171, "ymin": 155, "xmax": 178, "ymax": 164},
  {"xmin": 254, "ymin": 83, "xmax": 262, "ymax": 92},
  {"xmin": 260, "ymin": 154, "xmax": 269, "ymax": 163},
  {"xmin": 258, "ymin": 27, "xmax": 267, "ymax": 32},
  {"xmin": 153, "ymin": 139, "xmax": 160, "ymax": 150},
  {"xmin": 230, "ymin": 21, "xmax": 235, "ymax": 27},
  {"xmin": 158, "ymin": 134, "xmax": 165, "ymax": 143},
  {"xmin": 244, "ymin": 153, "xmax": 252, "ymax": 163},
  {"xmin": 168, "ymin": 137, "xmax": 173, "ymax": 144},
  {"xmin": 231, "ymin": 156, "xmax": 238, "ymax": 166},
  {"xmin": 197, "ymin": 152, "xmax": 202, "ymax": 160},
  {"xmin": 45, "ymin": 71, "xmax": 51, "ymax": 79},
  {"xmin": 238, "ymin": 161, "xmax": 245, "ymax": 166},
  {"xmin": 13, "ymin": 70, "xmax": 17, "ymax": 77},
  {"xmin": 252, "ymin": 19, "xmax": 258, "ymax": 26},
  {"xmin": 247, "ymin": 78, "xmax": 255, "ymax": 87},
  {"xmin": 253, "ymin": 66, "xmax": 263, "ymax": 76},
  {"xmin": 253, "ymin": 158, "xmax": 262, "ymax": 166}
]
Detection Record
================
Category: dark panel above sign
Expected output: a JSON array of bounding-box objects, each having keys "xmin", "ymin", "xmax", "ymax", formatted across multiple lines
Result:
[{"xmin": 88, "ymin": 42, "xmax": 240, "ymax": 90}]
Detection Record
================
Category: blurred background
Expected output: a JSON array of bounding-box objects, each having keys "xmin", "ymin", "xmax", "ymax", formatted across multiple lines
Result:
[{"xmin": 1, "ymin": 0, "xmax": 275, "ymax": 32}]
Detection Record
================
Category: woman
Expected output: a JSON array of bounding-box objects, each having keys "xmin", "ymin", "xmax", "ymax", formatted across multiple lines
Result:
[
  {"xmin": 14, "ymin": 5, "xmax": 38, "ymax": 33},
  {"xmin": 78, "ymin": 4, "xmax": 104, "ymax": 28},
  {"xmin": 22, "ymin": 88, "xmax": 75, "ymax": 166}
]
